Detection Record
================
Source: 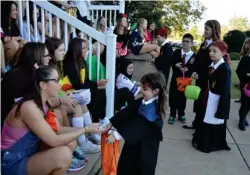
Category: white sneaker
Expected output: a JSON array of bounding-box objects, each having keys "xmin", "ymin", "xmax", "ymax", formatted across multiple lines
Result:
[
  {"xmin": 88, "ymin": 134, "xmax": 101, "ymax": 145},
  {"xmin": 79, "ymin": 140, "xmax": 101, "ymax": 154}
]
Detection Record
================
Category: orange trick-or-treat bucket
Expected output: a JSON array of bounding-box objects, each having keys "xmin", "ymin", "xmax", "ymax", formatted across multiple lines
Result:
[{"xmin": 176, "ymin": 77, "xmax": 192, "ymax": 92}]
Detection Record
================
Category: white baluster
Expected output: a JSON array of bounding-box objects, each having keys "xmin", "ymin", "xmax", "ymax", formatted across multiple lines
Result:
[
  {"xmin": 88, "ymin": 37, "xmax": 93, "ymax": 80},
  {"xmin": 18, "ymin": 0, "xmax": 23, "ymax": 37},
  {"xmin": 41, "ymin": 9, "xmax": 45, "ymax": 42},
  {"xmin": 64, "ymin": 22, "xmax": 68, "ymax": 51},
  {"xmin": 101, "ymin": 9, "xmax": 103, "ymax": 17},
  {"xmin": 33, "ymin": 3, "xmax": 38, "ymax": 42},
  {"xmin": 97, "ymin": 42, "xmax": 101, "ymax": 80},
  {"xmin": 91, "ymin": 10, "xmax": 94, "ymax": 21},
  {"xmin": 56, "ymin": 17, "xmax": 60, "ymax": 38},
  {"xmin": 49, "ymin": 13, "xmax": 52, "ymax": 37},
  {"xmin": 105, "ymin": 30, "xmax": 117, "ymax": 119},
  {"xmin": 105, "ymin": 10, "xmax": 107, "ymax": 27},
  {"xmin": 109, "ymin": 10, "xmax": 112, "ymax": 26},
  {"xmin": 71, "ymin": 26, "xmax": 76, "ymax": 38},
  {"xmin": 25, "ymin": 0, "xmax": 31, "ymax": 41},
  {"xmin": 119, "ymin": 0, "xmax": 125, "ymax": 14},
  {"xmin": 114, "ymin": 10, "xmax": 117, "ymax": 27}
]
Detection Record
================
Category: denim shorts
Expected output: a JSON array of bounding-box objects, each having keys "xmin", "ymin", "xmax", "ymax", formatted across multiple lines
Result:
[{"xmin": 1, "ymin": 150, "xmax": 29, "ymax": 175}]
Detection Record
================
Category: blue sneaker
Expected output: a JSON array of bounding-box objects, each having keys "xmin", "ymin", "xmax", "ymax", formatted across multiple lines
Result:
[
  {"xmin": 73, "ymin": 146, "xmax": 88, "ymax": 161},
  {"xmin": 68, "ymin": 156, "xmax": 85, "ymax": 172}
]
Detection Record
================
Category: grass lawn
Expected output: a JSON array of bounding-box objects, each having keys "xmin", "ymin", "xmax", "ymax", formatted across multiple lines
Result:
[{"xmin": 231, "ymin": 60, "xmax": 240, "ymax": 99}]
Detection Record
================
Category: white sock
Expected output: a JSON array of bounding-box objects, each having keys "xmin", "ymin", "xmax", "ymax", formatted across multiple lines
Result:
[
  {"xmin": 72, "ymin": 116, "xmax": 86, "ymax": 143},
  {"xmin": 83, "ymin": 112, "xmax": 92, "ymax": 126}
]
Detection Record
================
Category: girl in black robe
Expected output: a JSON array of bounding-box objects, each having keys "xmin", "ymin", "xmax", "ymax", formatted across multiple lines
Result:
[
  {"xmin": 195, "ymin": 40, "xmax": 231, "ymax": 153},
  {"xmin": 105, "ymin": 72, "xmax": 167, "ymax": 175},
  {"xmin": 183, "ymin": 20, "xmax": 222, "ymax": 131},
  {"xmin": 236, "ymin": 41, "xmax": 250, "ymax": 131}
]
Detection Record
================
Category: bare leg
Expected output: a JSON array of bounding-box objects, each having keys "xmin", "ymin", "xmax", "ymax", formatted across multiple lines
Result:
[
  {"xmin": 150, "ymin": 51, "xmax": 160, "ymax": 58},
  {"xmin": 27, "ymin": 146, "xmax": 72, "ymax": 175},
  {"xmin": 140, "ymin": 43, "xmax": 160, "ymax": 57},
  {"xmin": 3, "ymin": 40, "xmax": 19, "ymax": 65},
  {"xmin": 54, "ymin": 106, "xmax": 77, "ymax": 151},
  {"xmin": 54, "ymin": 105, "xmax": 70, "ymax": 127},
  {"xmin": 1, "ymin": 40, "xmax": 5, "ymax": 72}
]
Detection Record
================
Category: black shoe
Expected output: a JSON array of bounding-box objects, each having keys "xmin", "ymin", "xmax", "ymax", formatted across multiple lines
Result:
[
  {"xmin": 183, "ymin": 125, "xmax": 195, "ymax": 129},
  {"xmin": 244, "ymin": 119, "xmax": 249, "ymax": 126},
  {"xmin": 238, "ymin": 122, "xmax": 246, "ymax": 131},
  {"xmin": 192, "ymin": 139, "xmax": 199, "ymax": 148},
  {"xmin": 234, "ymin": 99, "xmax": 241, "ymax": 103}
]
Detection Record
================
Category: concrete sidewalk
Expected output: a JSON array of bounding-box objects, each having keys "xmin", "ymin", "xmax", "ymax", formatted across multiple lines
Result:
[{"xmin": 156, "ymin": 99, "xmax": 250, "ymax": 175}]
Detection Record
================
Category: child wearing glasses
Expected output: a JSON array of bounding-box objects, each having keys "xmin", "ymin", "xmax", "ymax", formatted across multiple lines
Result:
[{"xmin": 168, "ymin": 33, "xmax": 196, "ymax": 125}]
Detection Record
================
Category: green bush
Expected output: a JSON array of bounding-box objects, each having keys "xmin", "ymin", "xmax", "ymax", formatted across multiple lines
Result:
[
  {"xmin": 224, "ymin": 30, "xmax": 246, "ymax": 53},
  {"xmin": 229, "ymin": 52, "xmax": 241, "ymax": 61}
]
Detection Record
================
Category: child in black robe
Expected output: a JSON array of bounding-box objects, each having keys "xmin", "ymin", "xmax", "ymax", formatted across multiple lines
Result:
[
  {"xmin": 195, "ymin": 40, "xmax": 231, "ymax": 153},
  {"xmin": 104, "ymin": 72, "xmax": 167, "ymax": 175},
  {"xmin": 236, "ymin": 48, "xmax": 250, "ymax": 131},
  {"xmin": 168, "ymin": 33, "xmax": 196, "ymax": 124},
  {"xmin": 154, "ymin": 27, "xmax": 173, "ymax": 85}
]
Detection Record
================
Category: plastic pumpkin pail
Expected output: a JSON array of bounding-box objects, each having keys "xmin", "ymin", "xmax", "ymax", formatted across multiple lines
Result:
[{"xmin": 176, "ymin": 77, "xmax": 192, "ymax": 92}]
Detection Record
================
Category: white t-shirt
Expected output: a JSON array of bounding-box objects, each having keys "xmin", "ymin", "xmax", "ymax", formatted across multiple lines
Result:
[{"xmin": 116, "ymin": 73, "xmax": 140, "ymax": 97}]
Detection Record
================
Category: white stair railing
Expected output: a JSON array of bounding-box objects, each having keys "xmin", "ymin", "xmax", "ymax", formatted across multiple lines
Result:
[
  {"xmin": 89, "ymin": 0, "xmax": 125, "ymax": 27},
  {"xmin": 18, "ymin": 0, "xmax": 117, "ymax": 119}
]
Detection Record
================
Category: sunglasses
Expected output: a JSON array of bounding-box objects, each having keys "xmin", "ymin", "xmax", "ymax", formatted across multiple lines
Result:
[
  {"xmin": 44, "ymin": 78, "xmax": 60, "ymax": 84},
  {"xmin": 43, "ymin": 54, "xmax": 52, "ymax": 58}
]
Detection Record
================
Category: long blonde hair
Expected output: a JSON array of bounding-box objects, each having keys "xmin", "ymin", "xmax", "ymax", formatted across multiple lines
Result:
[{"xmin": 137, "ymin": 18, "xmax": 147, "ymax": 39}]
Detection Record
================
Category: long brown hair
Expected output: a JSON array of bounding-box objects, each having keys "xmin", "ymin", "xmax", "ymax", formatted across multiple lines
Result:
[
  {"xmin": 45, "ymin": 37, "xmax": 64, "ymax": 79},
  {"xmin": 240, "ymin": 38, "xmax": 250, "ymax": 56},
  {"xmin": 64, "ymin": 38, "xmax": 87, "ymax": 77},
  {"xmin": 137, "ymin": 18, "xmax": 147, "ymax": 39},
  {"xmin": 205, "ymin": 20, "xmax": 221, "ymax": 41},
  {"xmin": 115, "ymin": 16, "xmax": 128, "ymax": 35},
  {"xmin": 96, "ymin": 16, "xmax": 106, "ymax": 33},
  {"xmin": 140, "ymin": 72, "xmax": 168, "ymax": 120}
]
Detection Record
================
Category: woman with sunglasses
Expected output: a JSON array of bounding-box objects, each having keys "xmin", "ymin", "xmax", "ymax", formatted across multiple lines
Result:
[{"xmin": 1, "ymin": 66, "xmax": 104, "ymax": 175}]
